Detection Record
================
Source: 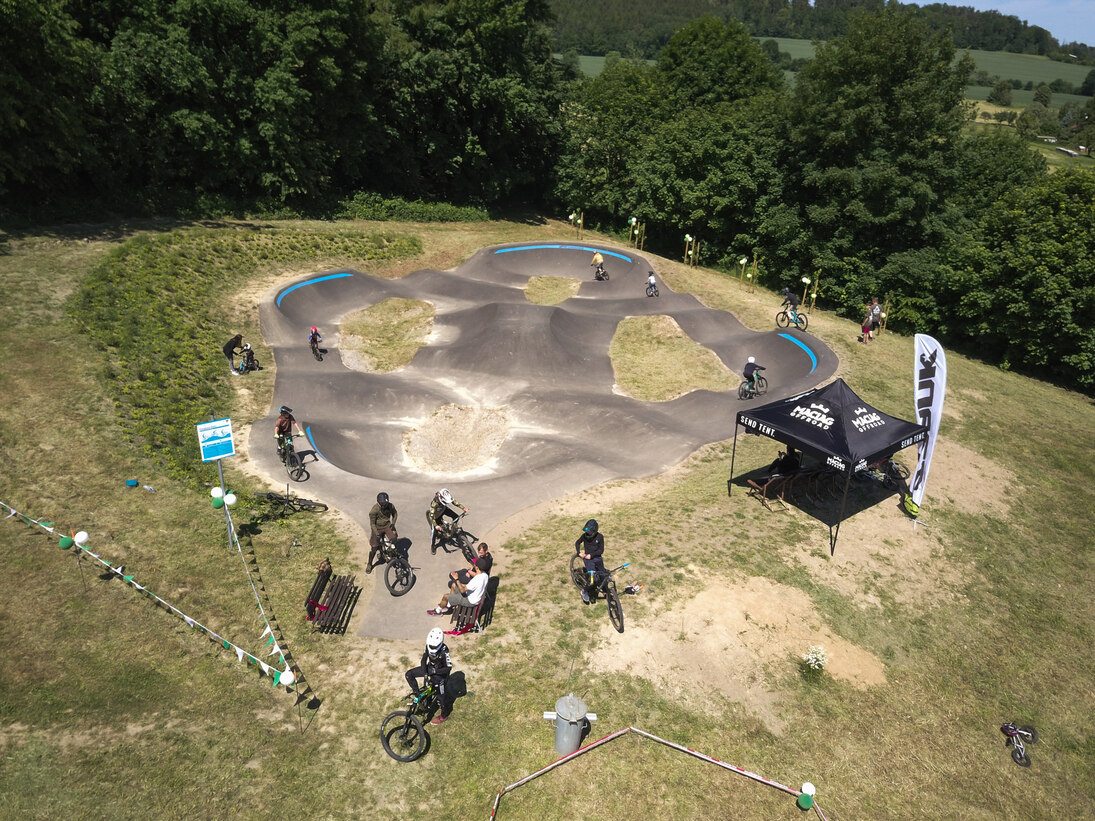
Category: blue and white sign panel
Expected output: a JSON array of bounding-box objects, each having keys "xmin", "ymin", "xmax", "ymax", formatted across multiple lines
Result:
[{"xmin": 197, "ymin": 418, "xmax": 235, "ymax": 462}]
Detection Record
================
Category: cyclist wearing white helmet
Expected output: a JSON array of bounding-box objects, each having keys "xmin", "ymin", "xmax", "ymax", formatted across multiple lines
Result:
[
  {"xmin": 426, "ymin": 488, "xmax": 468, "ymax": 554},
  {"xmin": 743, "ymin": 356, "xmax": 765, "ymax": 389},
  {"xmin": 405, "ymin": 627, "xmax": 454, "ymax": 724}
]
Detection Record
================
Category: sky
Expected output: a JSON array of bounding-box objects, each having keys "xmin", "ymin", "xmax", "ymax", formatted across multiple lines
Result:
[{"xmin": 950, "ymin": 1, "xmax": 1095, "ymax": 46}]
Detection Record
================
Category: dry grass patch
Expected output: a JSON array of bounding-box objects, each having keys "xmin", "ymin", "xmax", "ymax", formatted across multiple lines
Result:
[
  {"xmin": 611, "ymin": 315, "xmax": 736, "ymax": 401},
  {"xmin": 340, "ymin": 297, "xmax": 433, "ymax": 372},
  {"xmin": 524, "ymin": 275, "xmax": 580, "ymax": 305}
]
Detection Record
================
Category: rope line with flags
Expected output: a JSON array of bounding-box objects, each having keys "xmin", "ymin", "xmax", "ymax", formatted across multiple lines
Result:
[{"xmin": 1, "ymin": 497, "xmax": 302, "ymax": 691}]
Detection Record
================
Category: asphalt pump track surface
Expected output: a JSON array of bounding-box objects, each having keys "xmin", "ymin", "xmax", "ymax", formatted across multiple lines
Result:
[{"xmin": 249, "ymin": 242, "xmax": 837, "ymax": 639}]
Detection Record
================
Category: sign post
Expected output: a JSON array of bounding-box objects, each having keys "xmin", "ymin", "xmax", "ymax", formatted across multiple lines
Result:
[{"xmin": 197, "ymin": 417, "xmax": 237, "ymax": 551}]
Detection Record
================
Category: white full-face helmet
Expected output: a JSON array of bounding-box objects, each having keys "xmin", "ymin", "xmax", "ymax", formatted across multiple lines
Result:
[
  {"xmin": 438, "ymin": 488, "xmax": 454, "ymax": 505},
  {"xmin": 747, "ymin": 356, "xmax": 755, "ymax": 364},
  {"xmin": 427, "ymin": 627, "xmax": 444, "ymax": 652}
]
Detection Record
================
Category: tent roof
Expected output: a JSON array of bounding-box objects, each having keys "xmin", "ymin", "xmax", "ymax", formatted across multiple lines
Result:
[{"xmin": 735, "ymin": 378, "xmax": 928, "ymax": 473}]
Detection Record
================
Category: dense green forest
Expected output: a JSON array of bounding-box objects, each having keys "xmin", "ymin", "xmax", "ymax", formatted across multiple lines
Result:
[
  {"xmin": 2, "ymin": 2, "xmax": 1094, "ymax": 393},
  {"xmin": 549, "ymin": 0, "xmax": 1095, "ymax": 62}
]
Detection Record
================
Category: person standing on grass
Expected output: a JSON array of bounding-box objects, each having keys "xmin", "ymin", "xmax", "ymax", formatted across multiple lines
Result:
[
  {"xmin": 869, "ymin": 298, "xmax": 882, "ymax": 339},
  {"xmin": 223, "ymin": 334, "xmax": 244, "ymax": 373}
]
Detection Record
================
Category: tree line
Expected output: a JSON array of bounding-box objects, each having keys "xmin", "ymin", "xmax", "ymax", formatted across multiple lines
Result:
[
  {"xmin": 549, "ymin": 0, "xmax": 1094, "ymax": 63},
  {"xmin": 1, "ymin": 0, "xmax": 570, "ymax": 215},
  {"xmin": 2, "ymin": 3, "xmax": 1093, "ymax": 393}
]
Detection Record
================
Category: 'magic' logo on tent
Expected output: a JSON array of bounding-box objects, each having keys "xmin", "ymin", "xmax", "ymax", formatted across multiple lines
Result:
[
  {"xmin": 851, "ymin": 406, "xmax": 885, "ymax": 433},
  {"xmin": 791, "ymin": 402, "xmax": 834, "ymax": 429}
]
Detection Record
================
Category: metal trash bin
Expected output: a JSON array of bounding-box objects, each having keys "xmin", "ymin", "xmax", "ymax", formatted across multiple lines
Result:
[{"xmin": 554, "ymin": 693, "xmax": 588, "ymax": 756}]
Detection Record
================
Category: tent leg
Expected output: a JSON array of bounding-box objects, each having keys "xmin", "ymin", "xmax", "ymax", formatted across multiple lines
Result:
[
  {"xmin": 831, "ymin": 471, "xmax": 854, "ymax": 556},
  {"xmin": 727, "ymin": 419, "xmax": 740, "ymax": 497}
]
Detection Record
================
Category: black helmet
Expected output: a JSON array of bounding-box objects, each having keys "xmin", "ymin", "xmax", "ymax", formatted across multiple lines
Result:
[
  {"xmin": 583, "ymin": 519, "xmax": 598, "ymax": 535},
  {"xmin": 279, "ymin": 405, "xmax": 292, "ymax": 415},
  {"xmin": 376, "ymin": 492, "xmax": 390, "ymax": 506},
  {"xmin": 781, "ymin": 286, "xmax": 790, "ymax": 295}
]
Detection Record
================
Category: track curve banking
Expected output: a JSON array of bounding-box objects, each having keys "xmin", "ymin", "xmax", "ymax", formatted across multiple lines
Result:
[{"xmin": 250, "ymin": 243, "xmax": 837, "ymax": 639}]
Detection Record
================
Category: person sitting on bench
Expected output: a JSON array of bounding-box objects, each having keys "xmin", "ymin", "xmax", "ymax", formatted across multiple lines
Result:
[
  {"xmin": 449, "ymin": 543, "xmax": 492, "ymax": 590},
  {"xmin": 428, "ymin": 562, "xmax": 488, "ymax": 616}
]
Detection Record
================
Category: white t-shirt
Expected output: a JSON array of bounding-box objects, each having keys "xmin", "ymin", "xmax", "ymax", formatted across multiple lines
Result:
[{"xmin": 465, "ymin": 571, "xmax": 489, "ymax": 605}]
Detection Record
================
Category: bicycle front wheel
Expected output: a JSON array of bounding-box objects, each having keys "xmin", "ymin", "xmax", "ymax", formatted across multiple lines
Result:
[
  {"xmin": 458, "ymin": 532, "xmax": 477, "ymax": 563},
  {"xmin": 569, "ymin": 553, "xmax": 587, "ymax": 590},
  {"xmin": 775, "ymin": 311, "xmax": 790, "ymax": 328},
  {"xmin": 381, "ymin": 711, "xmax": 426, "ymax": 762},
  {"xmin": 385, "ymin": 558, "xmax": 415, "ymax": 597},
  {"xmin": 754, "ymin": 375, "xmax": 768, "ymax": 396},
  {"xmin": 605, "ymin": 585, "xmax": 625, "ymax": 633}
]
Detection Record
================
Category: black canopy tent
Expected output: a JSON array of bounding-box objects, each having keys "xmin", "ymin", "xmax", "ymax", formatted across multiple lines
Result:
[{"xmin": 729, "ymin": 379, "xmax": 929, "ymax": 555}]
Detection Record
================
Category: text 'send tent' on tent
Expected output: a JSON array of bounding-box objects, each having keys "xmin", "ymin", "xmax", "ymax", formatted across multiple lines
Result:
[{"xmin": 728, "ymin": 378, "xmax": 929, "ymax": 555}]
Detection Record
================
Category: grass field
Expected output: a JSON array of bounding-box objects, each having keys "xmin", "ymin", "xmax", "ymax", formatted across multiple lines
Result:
[{"xmin": 2, "ymin": 218, "xmax": 1094, "ymax": 819}]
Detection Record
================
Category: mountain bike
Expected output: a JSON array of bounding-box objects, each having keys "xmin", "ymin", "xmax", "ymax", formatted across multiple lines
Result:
[
  {"xmin": 776, "ymin": 307, "xmax": 808, "ymax": 331},
  {"xmin": 310, "ymin": 335, "xmax": 323, "ymax": 361},
  {"xmin": 592, "ymin": 262, "xmax": 609, "ymax": 281},
  {"xmin": 857, "ymin": 457, "xmax": 910, "ymax": 489},
  {"xmin": 375, "ymin": 533, "xmax": 415, "ymax": 597},
  {"xmin": 738, "ymin": 374, "xmax": 768, "ymax": 400},
  {"xmin": 255, "ymin": 490, "xmax": 328, "ymax": 516},
  {"xmin": 380, "ymin": 682, "xmax": 441, "ymax": 762},
  {"xmin": 646, "ymin": 281, "xmax": 659, "ymax": 297},
  {"xmin": 569, "ymin": 551, "xmax": 629, "ymax": 633},
  {"xmin": 1001, "ymin": 722, "xmax": 1038, "ymax": 767},
  {"xmin": 434, "ymin": 511, "xmax": 477, "ymax": 562},
  {"xmin": 276, "ymin": 435, "xmax": 308, "ymax": 482}
]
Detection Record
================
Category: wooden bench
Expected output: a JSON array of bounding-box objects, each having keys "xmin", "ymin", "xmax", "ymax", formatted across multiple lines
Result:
[
  {"xmin": 312, "ymin": 572, "xmax": 360, "ymax": 634},
  {"xmin": 447, "ymin": 585, "xmax": 495, "ymax": 636},
  {"xmin": 305, "ymin": 559, "xmax": 332, "ymax": 621}
]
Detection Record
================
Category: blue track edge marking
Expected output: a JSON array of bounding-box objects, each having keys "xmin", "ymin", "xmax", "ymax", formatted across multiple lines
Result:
[
  {"xmin": 778, "ymin": 333, "xmax": 818, "ymax": 374},
  {"xmin": 495, "ymin": 244, "xmax": 632, "ymax": 263},
  {"xmin": 304, "ymin": 426, "xmax": 326, "ymax": 463},
  {"xmin": 276, "ymin": 272, "xmax": 354, "ymax": 307}
]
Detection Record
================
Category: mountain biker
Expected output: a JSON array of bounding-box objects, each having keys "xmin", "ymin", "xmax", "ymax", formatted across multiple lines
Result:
[
  {"xmin": 274, "ymin": 405, "xmax": 305, "ymax": 459},
  {"xmin": 590, "ymin": 251, "xmax": 606, "ymax": 279},
  {"xmin": 405, "ymin": 627, "xmax": 454, "ymax": 725},
  {"xmin": 427, "ymin": 488, "xmax": 468, "ymax": 554},
  {"xmin": 223, "ymin": 333, "xmax": 244, "ymax": 374},
  {"xmin": 308, "ymin": 326, "xmax": 322, "ymax": 347},
  {"xmin": 646, "ymin": 272, "xmax": 657, "ymax": 295},
  {"xmin": 743, "ymin": 356, "xmax": 766, "ymax": 392},
  {"xmin": 575, "ymin": 518, "xmax": 606, "ymax": 605},
  {"xmin": 780, "ymin": 287, "xmax": 800, "ymax": 313},
  {"xmin": 367, "ymin": 492, "xmax": 398, "ymax": 573}
]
